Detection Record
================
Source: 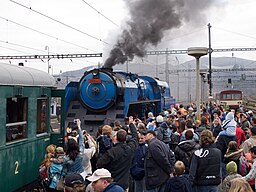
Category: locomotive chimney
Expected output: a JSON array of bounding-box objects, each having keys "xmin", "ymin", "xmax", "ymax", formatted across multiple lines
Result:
[{"xmin": 101, "ymin": 67, "xmax": 113, "ymax": 72}]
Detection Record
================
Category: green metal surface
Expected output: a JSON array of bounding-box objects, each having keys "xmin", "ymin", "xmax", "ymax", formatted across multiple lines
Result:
[{"xmin": 0, "ymin": 86, "xmax": 65, "ymax": 191}]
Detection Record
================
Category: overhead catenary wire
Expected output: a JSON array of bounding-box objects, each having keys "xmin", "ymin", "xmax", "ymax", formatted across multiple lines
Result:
[
  {"xmin": 214, "ymin": 26, "xmax": 256, "ymax": 41},
  {"xmin": 0, "ymin": 16, "xmax": 97, "ymax": 52},
  {"xmin": 0, "ymin": 44, "xmax": 27, "ymax": 54},
  {"xmin": 10, "ymin": 0, "xmax": 111, "ymax": 45},
  {"xmin": 81, "ymin": 0, "xmax": 119, "ymax": 27},
  {"xmin": 164, "ymin": 26, "xmax": 206, "ymax": 42},
  {"xmin": 0, "ymin": 39, "xmax": 47, "ymax": 53}
]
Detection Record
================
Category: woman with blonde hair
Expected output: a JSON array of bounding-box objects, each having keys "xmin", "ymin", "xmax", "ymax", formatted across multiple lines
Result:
[{"xmin": 229, "ymin": 178, "xmax": 253, "ymax": 192}]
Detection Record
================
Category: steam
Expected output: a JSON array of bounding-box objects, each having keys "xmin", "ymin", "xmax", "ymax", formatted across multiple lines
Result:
[{"xmin": 104, "ymin": 0, "xmax": 217, "ymax": 68}]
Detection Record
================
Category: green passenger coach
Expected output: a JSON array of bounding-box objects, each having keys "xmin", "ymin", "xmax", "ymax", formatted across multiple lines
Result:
[{"xmin": 0, "ymin": 63, "xmax": 65, "ymax": 191}]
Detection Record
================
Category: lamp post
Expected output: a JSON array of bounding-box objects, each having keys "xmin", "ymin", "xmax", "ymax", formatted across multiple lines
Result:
[
  {"xmin": 45, "ymin": 45, "xmax": 50, "ymax": 73},
  {"xmin": 175, "ymin": 56, "xmax": 179, "ymax": 102},
  {"xmin": 188, "ymin": 47, "xmax": 208, "ymax": 120},
  {"xmin": 200, "ymin": 72, "xmax": 207, "ymax": 103}
]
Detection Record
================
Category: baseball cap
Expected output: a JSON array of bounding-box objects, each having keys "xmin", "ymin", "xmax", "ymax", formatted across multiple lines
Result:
[
  {"xmin": 64, "ymin": 173, "xmax": 84, "ymax": 187},
  {"xmin": 86, "ymin": 168, "xmax": 111, "ymax": 182},
  {"xmin": 156, "ymin": 115, "xmax": 163, "ymax": 123}
]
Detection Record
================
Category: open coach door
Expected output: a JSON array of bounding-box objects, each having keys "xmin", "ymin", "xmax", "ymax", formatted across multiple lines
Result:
[{"xmin": 50, "ymin": 89, "xmax": 66, "ymax": 147}]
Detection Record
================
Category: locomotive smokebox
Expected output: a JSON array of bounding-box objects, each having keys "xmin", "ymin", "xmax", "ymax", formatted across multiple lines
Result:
[{"xmin": 79, "ymin": 68, "xmax": 117, "ymax": 112}]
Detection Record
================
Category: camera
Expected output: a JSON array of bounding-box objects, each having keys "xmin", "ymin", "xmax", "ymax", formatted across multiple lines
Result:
[{"xmin": 67, "ymin": 119, "xmax": 78, "ymax": 132}]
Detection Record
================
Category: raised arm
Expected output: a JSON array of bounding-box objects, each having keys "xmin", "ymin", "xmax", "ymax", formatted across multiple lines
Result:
[{"xmin": 76, "ymin": 119, "xmax": 84, "ymax": 154}]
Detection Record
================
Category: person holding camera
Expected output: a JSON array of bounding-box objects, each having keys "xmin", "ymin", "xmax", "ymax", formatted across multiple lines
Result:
[
  {"xmin": 63, "ymin": 119, "xmax": 86, "ymax": 179},
  {"xmin": 97, "ymin": 116, "xmax": 138, "ymax": 191}
]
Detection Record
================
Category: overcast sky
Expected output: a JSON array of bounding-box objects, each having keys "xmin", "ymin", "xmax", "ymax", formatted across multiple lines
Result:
[{"xmin": 0, "ymin": 0, "xmax": 256, "ymax": 74}]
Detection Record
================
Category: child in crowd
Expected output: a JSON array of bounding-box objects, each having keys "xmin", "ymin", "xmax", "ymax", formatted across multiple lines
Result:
[
  {"xmin": 211, "ymin": 117, "xmax": 222, "ymax": 138},
  {"xmin": 218, "ymin": 161, "xmax": 242, "ymax": 192},
  {"xmin": 96, "ymin": 125, "xmax": 113, "ymax": 157},
  {"xmin": 224, "ymin": 141, "xmax": 243, "ymax": 166},
  {"xmin": 164, "ymin": 161, "xmax": 192, "ymax": 192},
  {"xmin": 42, "ymin": 144, "xmax": 56, "ymax": 168},
  {"xmin": 51, "ymin": 147, "xmax": 65, "ymax": 164},
  {"xmin": 39, "ymin": 144, "xmax": 56, "ymax": 190},
  {"xmin": 48, "ymin": 147, "xmax": 64, "ymax": 190},
  {"xmin": 218, "ymin": 112, "xmax": 236, "ymax": 137}
]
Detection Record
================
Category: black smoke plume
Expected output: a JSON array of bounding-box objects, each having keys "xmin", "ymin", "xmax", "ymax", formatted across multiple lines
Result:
[{"xmin": 104, "ymin": 0, "xmax": 217, "ymax": 68}]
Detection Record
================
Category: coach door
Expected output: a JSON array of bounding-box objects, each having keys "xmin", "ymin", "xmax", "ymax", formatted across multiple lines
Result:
[{"xmin": 50, "ymin": 89, "xmax": 65, "ymax": 147}]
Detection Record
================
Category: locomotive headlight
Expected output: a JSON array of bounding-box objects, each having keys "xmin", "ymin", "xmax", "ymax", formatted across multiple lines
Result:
[{"xmin": 92, "ymin": 70, "xmax": 99, "ymax": 77}]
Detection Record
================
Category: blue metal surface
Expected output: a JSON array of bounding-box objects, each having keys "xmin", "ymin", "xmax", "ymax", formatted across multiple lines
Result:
[{"xmin": 79, "ymin": 71, "xmax": 116, "ymax": 110}]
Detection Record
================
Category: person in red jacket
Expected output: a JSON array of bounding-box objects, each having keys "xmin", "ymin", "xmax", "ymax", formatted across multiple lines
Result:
[{"xmin": 236, "ymin": 125, "xmax": 246, "ymax": 147}]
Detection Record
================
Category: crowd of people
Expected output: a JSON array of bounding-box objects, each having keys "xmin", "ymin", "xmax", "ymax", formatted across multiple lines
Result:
[{"xmin": 39, "ymin": 102, "xmax": 256, "ymax": 192}]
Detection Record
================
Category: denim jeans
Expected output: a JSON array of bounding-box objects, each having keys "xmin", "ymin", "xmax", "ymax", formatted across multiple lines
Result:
[
  {"xmin": 146, "ymin": 183, "xmax": 166, "ymax": 192},
  {"xmin": 193, "ymin": 185, "xmax": 218, "ymax": 192},
  {"xmin": 134, "ymin": 179, "xmax": 145, "ymax": 192}
]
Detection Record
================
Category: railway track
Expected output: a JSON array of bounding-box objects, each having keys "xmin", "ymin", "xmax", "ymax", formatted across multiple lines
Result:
[{"xmin": 244, "ymin": 96, "xmax": 256, "ymax": 113}]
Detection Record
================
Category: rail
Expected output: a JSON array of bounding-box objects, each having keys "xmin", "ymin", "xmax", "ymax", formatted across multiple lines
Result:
[{"xmin": 244, "ymin": 96, "xmax": 256, "ymax": 113}]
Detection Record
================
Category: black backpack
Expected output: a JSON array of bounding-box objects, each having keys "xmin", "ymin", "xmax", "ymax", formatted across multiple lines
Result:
[{"xmin": 169, "ymin": 133, "xmax": 180, "ymax": 152}]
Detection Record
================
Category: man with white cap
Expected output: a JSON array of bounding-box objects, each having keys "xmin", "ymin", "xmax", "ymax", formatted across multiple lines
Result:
[{"xmin": 86, "ymin": 168, "xmax": 124, "ymax": 192}]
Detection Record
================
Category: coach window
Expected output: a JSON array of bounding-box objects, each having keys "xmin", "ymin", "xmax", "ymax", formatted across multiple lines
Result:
[
  {"xmin": 233, "ymin": 94, "xmax": 241, "ymax": 100},
  {"xmin": 50, "ymin": 97, "xmax": 61, "ymax": 133},
  {"xmin": 6, "ymin": 97, "xmax": 28, "ymax": 142},
  {"xmin": 37, "ymin": 99, "xmax": 48, "ymax": 134}
]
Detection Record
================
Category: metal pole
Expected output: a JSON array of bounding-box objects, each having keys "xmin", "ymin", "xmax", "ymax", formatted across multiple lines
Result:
[
  {"xmin": 176, "ymin": 57, "xmax": 179, "ymax": 102},
  {"xmin": 156, "ymin": 54, "xmax": 158, "ymax": 77},
  {"xmin": 201, "ymin": 74, "xmax": 205, "ymax": 103},
  {"xmin": 188, "ymin": 63, "xmax": 191, "ymax": 104},
  {"xmin": 208, "ymin": 23, "xmax": 212, "ymax": 96},
  {"xmin": 47, "ymin": 48, "xmax": 50, "ymax": 74},
  {"xmin": 45, "ymin": 45, "xmax": 50, "ymax": 73},
  {"xmin": 126, "ymin": 60, "xmax": 128, "ymax": 73},
  {"xmin": 166, "ymin": 48, "xmax": 169, "ymax": 84},
  {"xmin": 196, "ymin": 57, "xmax": 201, "ymax": 120}
]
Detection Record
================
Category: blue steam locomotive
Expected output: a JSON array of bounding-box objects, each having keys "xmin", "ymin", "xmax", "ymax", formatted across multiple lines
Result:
[{"xmin": 65, "ymin": 67, "xmax": 175, "ymax": 134}]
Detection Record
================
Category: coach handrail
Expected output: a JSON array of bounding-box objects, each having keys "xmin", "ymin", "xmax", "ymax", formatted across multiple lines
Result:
[{"xmin": 6, "ymin": 121, "xmax": 27, "ymax": 127}]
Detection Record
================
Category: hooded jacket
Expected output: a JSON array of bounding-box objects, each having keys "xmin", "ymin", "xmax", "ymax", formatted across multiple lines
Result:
[
  {"xmin": 157, "ymin": 122, "xmax": 171, "ymax": 144},
  {"xmin": 165, "ymin": 175, "xmax": 192, "ymax": 192},
  {"xmin": 175, "ymin": 140, "xmax": 200, "ymax": 173},
  {"xmin": 220, "ymin": 112, "xmax": 236, "ymax": 136}
]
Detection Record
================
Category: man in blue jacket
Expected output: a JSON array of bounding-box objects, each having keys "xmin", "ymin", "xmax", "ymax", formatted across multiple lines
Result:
[{"xmin": 87, "ymin": 168, "xmax": 124, "ymax": 192}]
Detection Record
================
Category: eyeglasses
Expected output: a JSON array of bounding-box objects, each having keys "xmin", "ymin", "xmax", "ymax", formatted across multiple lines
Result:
[{"xmin": 92, "ymin": 178, "xmax": 106, "ymax": 184}]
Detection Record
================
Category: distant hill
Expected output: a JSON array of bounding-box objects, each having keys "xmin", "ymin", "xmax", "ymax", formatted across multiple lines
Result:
[
  {"xmin": 60, "ymin": 65, "xmax": 98, "ymax": 77},
  {"xmin": 54, "ymin": 65, "xmax": 97, "ymax": 89}
]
